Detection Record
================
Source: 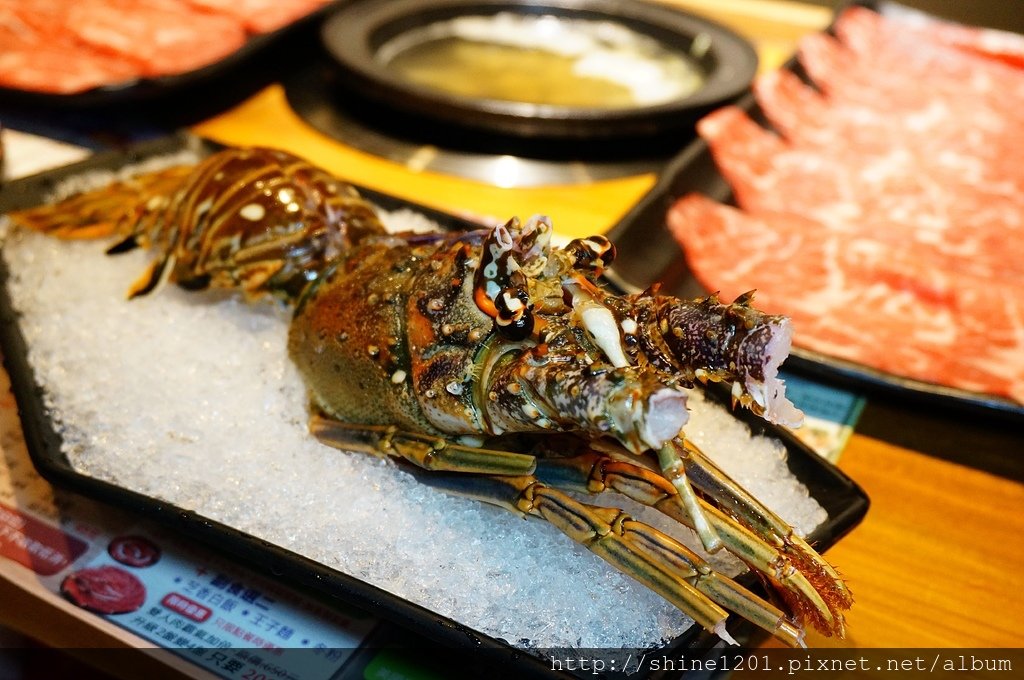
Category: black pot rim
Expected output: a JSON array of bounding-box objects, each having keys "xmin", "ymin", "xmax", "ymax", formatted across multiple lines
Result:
[{"xmin": 320, "ymin": 0, "xmax": 758, "ymax": 140}]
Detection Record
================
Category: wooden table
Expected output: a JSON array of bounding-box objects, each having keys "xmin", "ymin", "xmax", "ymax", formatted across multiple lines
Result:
[{"xmin": 1, "ymin": 0, "xmax": 1021, "ymax": 666}]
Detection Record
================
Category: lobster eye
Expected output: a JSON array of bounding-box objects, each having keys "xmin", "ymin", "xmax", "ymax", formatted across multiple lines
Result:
[
  {"xmin": 566, "ymin": 235, "xmax": 616, "ymax": 272},
  {"xmin": 494, "ymin": 287, "xmax": 534, "ymax": 340}
]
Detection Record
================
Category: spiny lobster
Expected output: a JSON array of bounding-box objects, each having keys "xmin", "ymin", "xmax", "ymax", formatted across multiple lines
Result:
[{"xmin": 9, "ymin": 147, "xmax": 852, "ymax": 646}]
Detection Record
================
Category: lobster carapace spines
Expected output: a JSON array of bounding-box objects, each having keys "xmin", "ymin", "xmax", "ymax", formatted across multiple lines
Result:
[{"xmin": 7, "ymin": 146, "xmax": 848, "ymax": 646}]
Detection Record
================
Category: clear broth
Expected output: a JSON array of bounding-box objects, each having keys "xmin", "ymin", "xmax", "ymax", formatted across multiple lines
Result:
[
  {"xmin": 387, "ymin": 37, "xmax": 642, "ymax": 108},
  {"xmin": 381, "ymin": 14, "xmax": 707, "ymax": 111}
]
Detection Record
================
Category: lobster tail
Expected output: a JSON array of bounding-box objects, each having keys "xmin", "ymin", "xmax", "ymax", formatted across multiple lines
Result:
[
  {"xmin": 9, "ymin": 148, "xmax": 388, "ymax": 304},
  {"xmin": 7, "ymin": 164, "xmax": 194, "ymax": 241}
]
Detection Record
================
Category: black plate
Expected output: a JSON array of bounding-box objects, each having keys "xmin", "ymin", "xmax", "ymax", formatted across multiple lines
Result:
[
  {"xmin": 0, "ymin": 2, "xmax": 344, "ymax": 108},
  {"xmin": 605, "ymin": 1, "xmax": 1024, "ymax": 423},
  {"xmin": 320, "ymin": 0, "xmax": 757, "ymax": 142},
  {"xmin": 0, "ymin": 135, "xmax": 868, "ymax": 676}
]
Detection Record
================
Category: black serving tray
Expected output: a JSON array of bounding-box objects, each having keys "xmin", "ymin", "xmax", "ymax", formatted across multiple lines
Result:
[
  {"xmin": 605, "ymin": 0, "xmax": 1024, "ymax": 424},
  {"xmin": 0, "ymin": 2, "xmax": 346, "ymax": 109},
  {"xmin": 0, "ymin": 135, "xmax": 868, "ymax": 677}
]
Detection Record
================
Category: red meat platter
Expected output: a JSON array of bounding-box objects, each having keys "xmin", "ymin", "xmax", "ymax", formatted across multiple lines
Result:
[
  {"xmin": 606, "ymin": 1, "xmax": 1024, "ymax": 420},
  {"xmin": 0, "ymin": 0, "xmax": 340, "ymax": 104}
]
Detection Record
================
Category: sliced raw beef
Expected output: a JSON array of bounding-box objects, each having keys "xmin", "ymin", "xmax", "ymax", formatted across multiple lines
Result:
[
  {"xmin": 808, "ymin": 9, "xmax": 1024, "ymax": 132},
  {"xmin": 669, "ymin": 8, "xmax": 1024, "ymax": 403},
  {"xmin": 0, "ymin": 27, "xmax": 140, "ymax": 93},
  {"xmin": 698, "ymin": 106, "xmax": 1024, "ymax": 282},
  {"xmin": 66, "ymin": 0, "xmax": 247, "ymax": 78},
  {"xmin": 880, "ymin": 4, "xmax": 1024, "ymax": 68},
  {"xmin": 751, "ymin": 68, "xmax": 1020, "ymax": 185},
  {"xmin": 0, "ymin": 0, "xmax": 328, "ymax": 93},
  {"xmin": 840, "ymin": 8, "xmax": 1024, "ymax": 94},
  {"xmin": 668, "ymin": 195, "xmax": 1024, "ymax": 402},
  {"xmin": 183, "ymin": 0, "xmax": 329, "ymax": 35}
]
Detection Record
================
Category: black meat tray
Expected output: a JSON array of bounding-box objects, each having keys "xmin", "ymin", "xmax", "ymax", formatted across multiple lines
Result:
[
  {"xmin": 604, "ymin": 0, "xmax": 1024, "ymax": 424},
  {"xmin": 0, "ymin": 2, "xmax": 347, "ymax": 109},
  {"xmin": 0, "ymin": 134, "xmax": 868, "ymax": 677}
]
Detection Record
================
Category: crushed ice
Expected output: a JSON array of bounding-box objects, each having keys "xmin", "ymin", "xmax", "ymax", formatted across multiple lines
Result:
[{"xmin": 1, "ymin": 207, "xmax": 827, "ymax": 649}]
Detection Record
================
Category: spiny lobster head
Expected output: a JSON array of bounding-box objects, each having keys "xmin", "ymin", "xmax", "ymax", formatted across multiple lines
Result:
[{"xmin": 293, "ymin": 216, "xmax": 800, "ymax": 454}]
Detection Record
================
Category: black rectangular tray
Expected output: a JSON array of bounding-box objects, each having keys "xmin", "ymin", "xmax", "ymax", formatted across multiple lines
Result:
[
  {"xmin": 0, "ymin": 135, "xmax": 869, "ymax": 677},
  {"xmin": 604, "ymin": 0, "xmax": 1024, "ymax": 424}
]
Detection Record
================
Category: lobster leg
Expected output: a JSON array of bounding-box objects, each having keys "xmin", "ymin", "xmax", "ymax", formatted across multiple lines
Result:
[
  {"xmin": 531, "ymin": 449, "xmax": 843, "ymax": 637},
  {"xmin": 308, "ymin": 414, "xmax": 805, "ymax": 647},
  {"xmin": 657, "ymin": 441, "xmax": 723, "ymax": 552},
  {"xmin": 126, "ymin": 256, "xmax": 172, "ymax": 299},
  {"xmin": 309, "ymin": 415, "xmax": 536, "ymax": 476},
  {"xmin": 674, "ymin": 439, "xmax": 852, "ymax": 634},
  {"xmin": 407, "ymin": 470, "xmax": 805, "ymax": 648}
]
